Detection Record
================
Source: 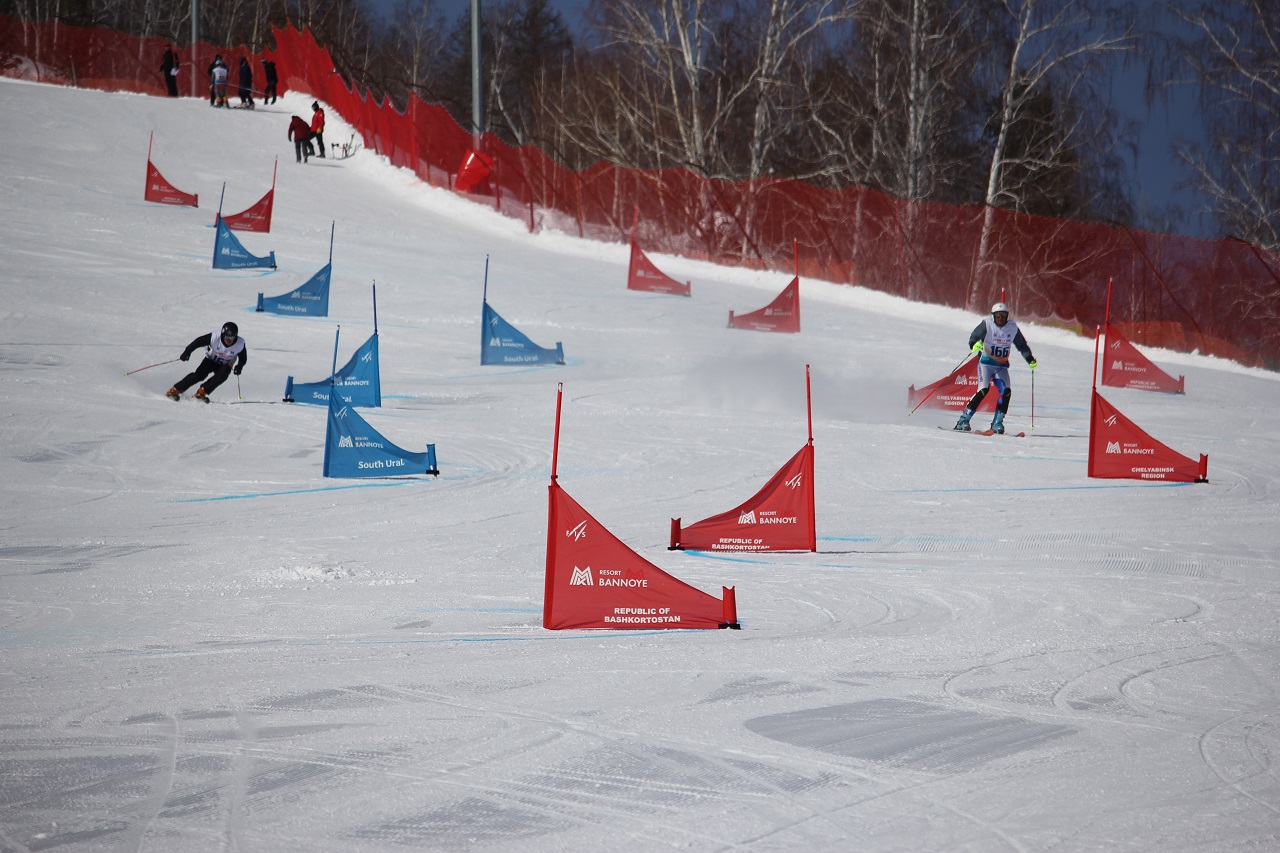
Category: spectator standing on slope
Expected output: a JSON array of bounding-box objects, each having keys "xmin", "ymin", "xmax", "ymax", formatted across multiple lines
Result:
[
  {"xmin": 160, "ymin": 45, "xmax": 179, "ymax": 97},
  {"xmin": 288, "ymin": 115, "xmax": 314, "ymax": 163},
  {"xmin": 167, "ymin": 322, "xmax": 247, "ymax": 403},
  {"xmin": 310, "ymin": 101, "xmax": 326, "ymax": 158},
  {"xmin": 260, "ymin": 58, "xmax": 278, "ymax": 104},
  {"xmin": 236, "ymin": 57, "xmax": 255, "ymax": 108},
  {"xmin": 210, "ymin": 58, "xmax": 229, "ymax": 107},
  {"xmin": 206, "ymin": 54, "xmax": 223, "ymax": 105},
  {"xmin": 952, "ymin": 302, "xmax": 1037, "ymax": 434}
]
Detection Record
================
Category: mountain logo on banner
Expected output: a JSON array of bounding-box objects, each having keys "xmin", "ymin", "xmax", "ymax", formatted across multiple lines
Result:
[
  {"xmin": 1106, "ymin": 441, "xmax": 1121, "ymax": 453},
  {"xmin": 570, "ymin": 566, "xmax": 593, "ymax": 585},
  {"xmin": 338, "ymin": 435, "xmax": 353, "ymax": 448},
  {"xmin": 738, "ymin": 510, "xmax": 757, "ymax": 524}
]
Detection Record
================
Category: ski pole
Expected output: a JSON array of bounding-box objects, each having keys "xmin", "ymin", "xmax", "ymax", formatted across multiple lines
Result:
[
  {"xmin": 1031, "ymin": 366, "xmax": 1036, "ymax": 430},
  {"xmin": 237, "ymin": 373, "xmax": 242, "ymax": 400},
  {"xmin": 908, "ymin": 353, "xmax": 976, "ymax": 416},
  {"xmin": 125, "ymin": 358, "xmax": 179, "ymax": 376}
]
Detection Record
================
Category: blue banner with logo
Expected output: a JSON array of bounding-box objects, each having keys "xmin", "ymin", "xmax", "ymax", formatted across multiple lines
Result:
[
  {"xmin": 322, "ymin": 395, "xmax": 437, "ymax": 478},
  {"xmin": 481, "ymin": 301, "xmax": 564, "ymax": 365},
  {"xmin": 284, "ymin": 332, "xmax": 380, "ymax": 407},
  {"xmin": 212, "ymin": 215, "xmax": 276, "ymax": 269},
  {"xmin": 257, "ymin": 262, "xmax": 330, "ymax": 316}
]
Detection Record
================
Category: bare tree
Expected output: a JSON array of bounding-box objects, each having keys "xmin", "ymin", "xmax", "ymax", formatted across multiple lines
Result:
[
  {"xmin": 967, "ymin": 0, "xmax": 1137, "ymax": 310},
  {"xmin": 1173, "ymin": 0, "xmax": 1280, "ymax": 250}
]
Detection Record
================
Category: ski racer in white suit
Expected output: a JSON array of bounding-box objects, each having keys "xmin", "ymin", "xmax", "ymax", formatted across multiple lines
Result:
[
  {"xmin": 167, "ymin": 322, "xmax": 247, "ymax": 402},
  {"xmin": 953, "ymin": 303, "xmax": 1036, "ymax": 434}
]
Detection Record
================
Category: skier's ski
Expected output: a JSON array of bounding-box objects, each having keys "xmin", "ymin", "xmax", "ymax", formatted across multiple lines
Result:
[{"xmin": 938, "ymin": 426, "xmax": 1026, "ymax": 437}]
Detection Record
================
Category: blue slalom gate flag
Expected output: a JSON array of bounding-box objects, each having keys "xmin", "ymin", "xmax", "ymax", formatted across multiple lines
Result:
[
  {"xmin": 257, "ymin": 262, "xmax": 330, "ymax": 315},
  {"xmin": 284, "ymin": 332, "xmax": 381, "ymax": 407},
  {"xmin": 258, "ymin": 222, "xmax": 334, "ymax": 315},
  {"xmin": 481, "ymin": 301, "xmax": 564, "ymax": 365},
  {"xmin": 212, "ymin": 214, "xmax": 276, "ymax": 269},
  {"xmin": 322, "ymin": 395, "xmax": 437, "ymax": 478}
]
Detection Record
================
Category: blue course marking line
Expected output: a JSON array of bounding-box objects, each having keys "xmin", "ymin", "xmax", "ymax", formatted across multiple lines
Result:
[
  {"xmin": 171, "ymin": 479, "xmax": 429, "ymax": 502},
  {"xmin": 882, "ymin": 481, "xmax": 1196, "ymax": 493},
  {"xmin": 98, "ymin": 629, "xmax": 711, "ymax": 655}
]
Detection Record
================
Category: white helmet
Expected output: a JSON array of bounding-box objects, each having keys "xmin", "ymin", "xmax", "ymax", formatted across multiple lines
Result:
[{"xmin": 991, "ymin": 302, "xmax": 1009, "ymax": 315}]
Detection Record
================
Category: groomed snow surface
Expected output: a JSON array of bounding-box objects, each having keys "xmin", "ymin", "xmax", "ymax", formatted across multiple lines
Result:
[{"xmin": 2, "ymin": 78, "xmax": 1279, "ymax": 852}]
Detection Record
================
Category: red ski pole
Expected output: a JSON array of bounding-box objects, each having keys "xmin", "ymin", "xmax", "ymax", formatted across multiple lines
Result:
[{"xmin": 125, "ymin": 358, "xmax": 179, "ymax": 376}]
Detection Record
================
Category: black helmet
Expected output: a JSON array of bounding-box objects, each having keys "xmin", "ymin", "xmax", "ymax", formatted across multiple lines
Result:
[
  {"xmin": 221, "ymin": 321, "xmax": 239, "ymax": 341},
  {"xmin": 312, "ymin": 101, "xmax": 320, "ymax": 111}
]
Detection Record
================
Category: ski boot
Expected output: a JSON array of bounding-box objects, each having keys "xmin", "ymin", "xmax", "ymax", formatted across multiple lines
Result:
[
  {"xmin": 953, "ymin": 408, "xmax": 974, "ymax": 431},
  {"xmin": 990, "ymin": 411, "xmax": 1006, "ymax": 435},
  {"xmin": 194, "ymin": 387, "xmax": 210, "ymax": 404},
  {"xmin": 166, "ymin": 387, "xmax": 181, "ymax": 401}
]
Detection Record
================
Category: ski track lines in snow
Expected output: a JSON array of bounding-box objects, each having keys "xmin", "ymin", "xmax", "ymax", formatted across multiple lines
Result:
[{"xmin": 3, "ymin": 78, "xmax": 1280, "ymax": 851}]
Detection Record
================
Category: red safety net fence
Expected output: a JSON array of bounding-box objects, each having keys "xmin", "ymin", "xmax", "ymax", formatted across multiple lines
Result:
[{"xmin": 5, "ymin": 15, "xmax": 1279, "ymax": 370}]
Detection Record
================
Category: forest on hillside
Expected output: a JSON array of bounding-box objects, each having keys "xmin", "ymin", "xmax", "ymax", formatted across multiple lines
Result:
[{"xmin": 3, "ymin": 0, "xmax": 1275, "ymax": 249}]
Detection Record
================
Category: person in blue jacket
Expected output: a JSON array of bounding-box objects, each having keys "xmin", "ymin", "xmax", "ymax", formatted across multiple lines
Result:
[
  {"xmin": 167, "ymin": 322, "xmax": 247, "ymax": 402},
  {"xmin": 953, "ymin": 302, "xmax": 1037, "ymax": 434}
]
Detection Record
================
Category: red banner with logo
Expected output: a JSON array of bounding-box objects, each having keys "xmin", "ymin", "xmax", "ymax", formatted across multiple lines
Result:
[
  {"xmin": 908, "ymin": 357, "xmax": 999, "ymax": 412},
  {"xmin": 671, "ymin": 444, "xmax": 816, "ymax": 552},
  {"xmin": 1101, "ymin": 324, "xmax": 1185, "ymax": 393},
  {"xmin": 627, "ymin": 241, "xmax": 691, "ymax": 296},
  {"xmin": 728, "ymin": 276, "xmax": 800, "ymax": 333},
  {"xmin": 543, "ymin": 483, "xmax": 734, "ymax": 629},
  {"xmin": 1087, "ymin": 391, "xmax": 1206, "ymax": 481},
  {"xmin": 144, "ymin": 159, "xmax": 197, "ymax": 206},
  {"xmin": 222, "ymin": 187, "xmax": 273, "ymax": 232}
]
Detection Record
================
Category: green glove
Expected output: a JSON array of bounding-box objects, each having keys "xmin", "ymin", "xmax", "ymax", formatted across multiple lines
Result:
[
  {"xmin": 1029, "ymin": 360, "xmax": 1038, "ymax": 370},
  {"xmin": 971, "ymin": 341, "xmax": 983, "ymax": 353}
]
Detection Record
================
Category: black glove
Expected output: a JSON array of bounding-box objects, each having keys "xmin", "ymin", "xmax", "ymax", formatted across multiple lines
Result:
[
  {"xmin": 233, "ymin": 365, "xmax": 242, "ymax": 376},
  {"xmin": 180, "ymin": 352, "xmax": 190, "ymax": 362}
]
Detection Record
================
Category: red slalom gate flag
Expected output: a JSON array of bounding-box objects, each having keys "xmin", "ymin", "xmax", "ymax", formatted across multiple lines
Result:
[
  {"xmin": 144, "ymin": 159, "xmax": 198, "ymax": 206},
  {"xmin": 627, "ymin": 241, "xmax": 691, "ymax": 296},
  {"xmin": 222, "ymin": 187, "xmax": 274, "ymax": 232},
  {"xmin": 455, "ymin": 149, "xmax": 493, "ymax": 194},
  {"xmin": 908, "ymin": 359, "xmax": 998, "ymax": 412},
  {"xmin": 1101, "ymin": 324, "xmax": 1185, "ymax": 394},
  {"xmin": 544, "ymin": 483, "xmax": 735, "ymax": 629},
  {"xmin": 542, "ymin": 383, "xmax": 739, "ymax": 630},
  {"xmin": 671, "ymin": 444, "xmax": 815, "ymax": 553},
  {"xmin": 729, "ymin": 276, "xmax": 800, "ymax": 333},
  {"xmin": 1087, "ymin": 391, "xmax": 1207, "ymax": 482},
  {"xmin": 143, "ymin": 132, "xmax": 197, "ymax": 207}
]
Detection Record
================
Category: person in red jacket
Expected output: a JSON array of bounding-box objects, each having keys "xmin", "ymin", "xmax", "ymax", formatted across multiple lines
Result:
[
  {"xmin": 310, "ymin": 101, "xmax": 326, "ymax": 158},
  {"xmin": 288, "ymin": 115, "xmax": 313, "ymax": 163}
]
